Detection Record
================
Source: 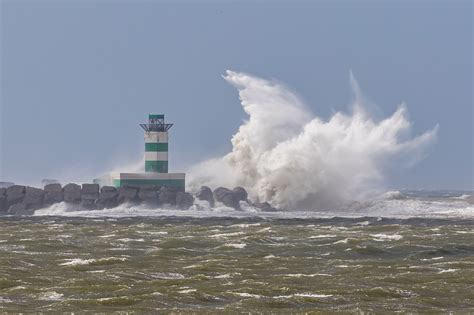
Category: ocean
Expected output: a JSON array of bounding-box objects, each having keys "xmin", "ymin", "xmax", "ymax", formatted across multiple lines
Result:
[{"xmin": 0, "ymin": 191, "xmax": 473, "ymax": 313}]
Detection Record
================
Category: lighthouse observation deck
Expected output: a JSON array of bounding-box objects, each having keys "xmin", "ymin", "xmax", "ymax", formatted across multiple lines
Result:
[{"xmin": 139, "ymin": 114, "xmax": 173, "ymax": 132}]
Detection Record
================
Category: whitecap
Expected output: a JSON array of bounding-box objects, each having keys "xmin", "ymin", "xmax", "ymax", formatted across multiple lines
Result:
[
  {"xmin": 116, "ymin": 238, "xmax": 145, "ymax": 242},
  {"xmin": 59, "ymin": 258, "xmax": 96, "ymax": 266},
  {"xmin": 233, "ymin": 292, "xmax": 262, "ymax": 298},
  {"xmin": 438, "ymin": 269, "xmax": 458, "ymax": 274},
  {"xmin": 420, "ymin": 257, "xmax": 444, "ymax": 261},
  {"xmin": 210, "ymin": 232, "xmax": 245, "ymax": 238},
  {"xmin": 178, "ymin": 288, "xmax": 197, "ymax": 293},
  {"xmin": 309, "ymin": 234, "xmax": 337, "ymax": 239},
  {"xmin": 38, "ymin": 291, "xmax": 63, "ymax": 301},
  {"xmin": 0, "ymin": 297, "xmax": 13, "ymax": 303},
  {"xmin": 333, "ymin": 238, "xmax": 349, "ymax": 244},
  {"xmin": 370, "ymin": 233, "xmax": 403, "ymax": 241},
  {"xmin": 275, "ymin": 293, "xmax": 333, "ymax": 299},
  {"xmin": 59, "ymin": 257, "xmax": 126, "ymax": 266},
  {"xmin": 223, "ymin": 243, "xmax": 247, "ymax": 249},
  {"xmin": 293, "ymin": 293, "xmax": 333, "ymax": 298},
  {"xmin": 283, "ymin": 273, "xmax": 331, "ymax": 278},
  {"xmin": 150, "ymin": 272, "xmax": 185, "ymax": 280},
  {"xmin": 230, "ymin": 223, "xmax": 261, "ymax": 228}
]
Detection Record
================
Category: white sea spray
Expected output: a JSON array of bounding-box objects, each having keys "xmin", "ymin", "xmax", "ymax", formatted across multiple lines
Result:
[{"xmin": 188, "ymin": 71, "xmax": 438, "ymax": 209}]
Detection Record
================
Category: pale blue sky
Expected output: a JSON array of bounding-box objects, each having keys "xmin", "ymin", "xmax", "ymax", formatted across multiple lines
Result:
[{"xmin": 1, "ymin": 0, "xmax": 472, "ymax": 189}]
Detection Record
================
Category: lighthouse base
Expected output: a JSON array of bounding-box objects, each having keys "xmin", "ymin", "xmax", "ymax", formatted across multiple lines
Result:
[{"xmin": 94, "ymin": 172, "xmax": 185, "ymax": 190}]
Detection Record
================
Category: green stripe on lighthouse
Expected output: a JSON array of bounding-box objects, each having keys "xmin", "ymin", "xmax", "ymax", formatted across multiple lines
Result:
[
  {"xmin": 145, "ymin": 143, "xmax": 168, "ymax": 152},
  {"xmin": 149, "ymin": 114, "xmax": 164, "ymax": 119}
]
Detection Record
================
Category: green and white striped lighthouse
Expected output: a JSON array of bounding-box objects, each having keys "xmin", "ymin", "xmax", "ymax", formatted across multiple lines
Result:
[
  {"xmin": 93, "ymin": 114, "xmax": 185, "ymax": 189},
  {"xmin": 141, "ymin": 114, "xmax": 173, "ymax": 173}
]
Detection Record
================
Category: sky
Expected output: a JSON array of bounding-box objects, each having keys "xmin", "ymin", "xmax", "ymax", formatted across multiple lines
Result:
[{"xmin": 0, "ymin": 0, "xmax": 472, "ymax": 190}]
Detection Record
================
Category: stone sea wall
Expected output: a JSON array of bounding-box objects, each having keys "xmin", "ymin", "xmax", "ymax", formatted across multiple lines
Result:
[{"xmin": 0, "ymin": 184, "xmax": 276, "ymax": 215}]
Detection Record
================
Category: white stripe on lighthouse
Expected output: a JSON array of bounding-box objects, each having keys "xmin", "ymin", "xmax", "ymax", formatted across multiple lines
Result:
[
  {"xmin": 145, "ymin": 152, "xmax": 168, "ymax": 161},
  {"xmin": 144, "ymin": 132, "xmax": 168, "ymax": 143}
]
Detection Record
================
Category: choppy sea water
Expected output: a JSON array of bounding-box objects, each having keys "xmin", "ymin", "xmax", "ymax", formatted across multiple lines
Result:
[{"xmin": 0, "ymin": 192, "xmax": 473, "ymax": 313}]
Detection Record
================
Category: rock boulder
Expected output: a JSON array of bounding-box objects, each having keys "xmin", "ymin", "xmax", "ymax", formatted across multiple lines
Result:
[
  {"xmin": 138, "ymin": 187, "xmax": 159, "ymax": 205},
  {"xmin": 196, "ymin": 186, "xmax": 215, "ymax": 207},
  {"xmin": 233, "ymin": 187, "xmax": 248, "ymax": 202},
  {"xmin": 22, "ymin": 187, "xmax": 45, "ymax": 210},
  {"xmin": 63, "ymin": 183, "xmax": 82, "ymax": 203},
  {"xmin": 81, "ymin": 184, "xmax": 99, "ymax": 209},
  {"xmin": 96, "ymin": 186, "xmax": 118, "ymax": 209},
  {"xmin": 82, "ymin": 184, "xmax": 99, "ymax": 199},
  {"xmin": 6, "ymin": 185, "xmax": 26, "ymax": 208},
  {"xmin": 44, "ymin": 184, "xmax": 63, "ymax": 204},
  {"xmin": 117, "ymin": 186, "xmax": 138, "ymax": 204},
  {"xmin": 8, "ymin": 203, "xmax": 34, "ymax": 215},
  {"xmin": 159, "ymin": 186, "xmax": 178, "ymax": 205},
  {"xmin": 213, "ymin": 187, "xmax": 239, "ymax": 210},
  {"xmin": 176, "ymin": 192, "xmax": 194, "ymax": 210},
  {"xmin": 0, "ymin": 196, "xmax": 7, "ymax": 214},
  {"xmin": 253, "ymin": 201, "xmax": 278, "ymax": 212}
]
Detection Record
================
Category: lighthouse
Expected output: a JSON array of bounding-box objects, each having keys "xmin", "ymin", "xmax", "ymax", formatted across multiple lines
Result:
[
  {"xmin": 93, "ymin": 114, "xmax": 185, "ymax": 190},
  {"xmin": 140, "ymin": 114, "xmax": 172, "ymax": 173}
]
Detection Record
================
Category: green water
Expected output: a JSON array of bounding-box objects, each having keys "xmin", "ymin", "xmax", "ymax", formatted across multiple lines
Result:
[{"xmin": 0, "ymin": 217, "xmax": 473, "ymax": 313}]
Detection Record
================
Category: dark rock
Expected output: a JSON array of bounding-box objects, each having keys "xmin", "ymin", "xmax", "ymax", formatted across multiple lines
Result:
[
  {"xmin": 213, "ymin": 187, "xmax": 239, "ymax": 210},
  {"xmin": 176, "ymin": 192, "xmax": 194, "ymax": 210},
  {"xmin": 81, "ymin": 184, "xmax": 99, "ymax": 208},
  {"xmin": 6, "ymin": 185, "xmax": 25, "ymax": 196},
  {"xmin": 196, "ymin": 186, "xmax": 215, "ymax": 207},
  {"xmin": 117, "ymin": 186, "xmax": 138, "ymax": 204},
  {"xmin": 8, "ymin": 202, "xmax": 35, "ymax": 215},
  {"xmin": 233, "ymin": 187, "xmax": 248, "ymax": 202},
  {"xmin": 0, "ymin": 196, "xmax": 7, "ymax": 214},
  {"xmin": 82, "ymin": 184, "xmax": 99, "ymax": 198},
  {"xmin": 44, "ymin": 183, "xmax": 62, "ymax": 192},
  {"xmin": 159, "ymin": 186, "xmax": 178, "ymax": 205},
  {"xmin": 138, "ymin": 188, "xmax": 159, "ymax": 205},
  {"xmin": 253, "ymin": 201, "xmax": 278, "ymax": 212},
  {"xmin": 63, "ymin": 183, "xmax": 82, "ymax": 203},
  {"xmin": 15, "ymin": 208, "xmax": 35, "ymax": 216},
  {"xmin": 137, "ymin": 185, "xmax": 159, "ymax": 191},
  {"xmin": 23, "ymin": 187, "xmax": 45, "ymax": 210},
  {"xmin": 81, "ymin": 199, "xmax": 96, "ymax": 210},
  {"xmin": 96, "ymin": 186, "xmax": 118, "ymax": 209},
  {"xmin": 0, "ymin": 188, "xmax": 6, "ymax": 213},
  {"xmin": 6, "ymin": 185, "xmax": 26, "ymax": 208},
  {"xmin": 101, "ymin": 186, "xmax": 118, "ymax": 193},
  {"xmin": 8, "ymin": 203, "xmax": 32, "ymax": 215},
  {"xmin": 44, "ymin": 184, "xmax": 63, "ymax": 204}
]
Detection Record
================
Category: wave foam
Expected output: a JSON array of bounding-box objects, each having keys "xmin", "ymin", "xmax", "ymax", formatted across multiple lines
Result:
[
  {"xmin": 188, "ymin": 71, "xmax": 438, "ymax": 210},
  {"xmin": 32, "ymin": 194, "xmax": 474, "ymax": 220}
]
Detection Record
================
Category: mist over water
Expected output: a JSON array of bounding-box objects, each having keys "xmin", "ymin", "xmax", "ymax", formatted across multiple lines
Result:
[{"xmin": 188, "ymin": 71, "xmax": 439, "ymax": 209}]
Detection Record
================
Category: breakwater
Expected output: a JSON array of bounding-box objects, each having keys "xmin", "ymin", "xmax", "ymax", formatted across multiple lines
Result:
[{"xmin": 0, "ymin": 184, "xmax": 274, "ymax": 215}]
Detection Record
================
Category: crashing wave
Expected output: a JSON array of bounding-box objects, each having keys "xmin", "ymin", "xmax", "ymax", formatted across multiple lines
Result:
[{"xmin": 188, "ymin": 71, "xmax": 438, "ymax": 209}]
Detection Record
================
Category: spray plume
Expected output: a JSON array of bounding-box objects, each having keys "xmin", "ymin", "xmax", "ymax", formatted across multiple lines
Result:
[{"xmin": 188, "ymin": 70, "xmax": 438, "ymax": 209}]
